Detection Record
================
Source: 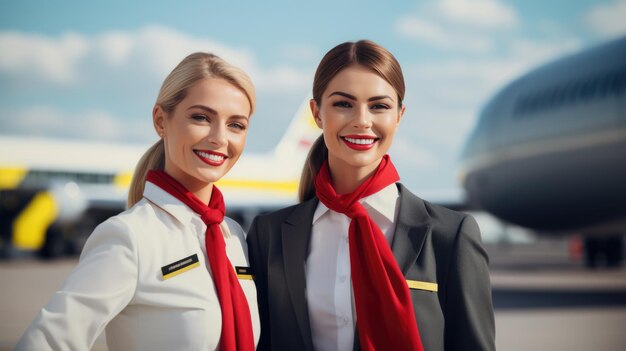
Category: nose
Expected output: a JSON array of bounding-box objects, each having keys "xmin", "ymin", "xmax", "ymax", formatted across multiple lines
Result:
[
  {"xmin": 208, "ymin": 122, "xmax": 227, "ymax": 147},
  {"xmin": 353, "ymin": 104, "xmax": 372, "ymax": 129}
]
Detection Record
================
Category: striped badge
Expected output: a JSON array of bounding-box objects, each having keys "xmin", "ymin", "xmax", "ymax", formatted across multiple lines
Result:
[
  {"xmin": 235, "ymin": 266, "xmax": 254, "ymax": 280},
  {"xmin": 161, "ymin": 254, "xmax": 200, "ymax": 280}
]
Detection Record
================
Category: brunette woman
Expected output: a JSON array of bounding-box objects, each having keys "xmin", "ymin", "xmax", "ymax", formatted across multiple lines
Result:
[{"xmin": 247, "ymin": 40, "xmax": 495, "ymax": 351}]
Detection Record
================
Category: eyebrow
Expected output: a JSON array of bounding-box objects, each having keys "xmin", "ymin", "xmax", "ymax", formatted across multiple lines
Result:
[
  {"xmin": 327, "ymin": 91, "xmax": 395, "ymax": 103},
  {"xmin": 187, "ymin": 104, "xmax": 249, "ymax": 120}
]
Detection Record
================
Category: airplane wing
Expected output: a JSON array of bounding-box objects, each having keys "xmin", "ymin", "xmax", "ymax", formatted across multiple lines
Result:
[{"xmin": 0, "ymin": 97, "xmax": 321, "ymax": 257}]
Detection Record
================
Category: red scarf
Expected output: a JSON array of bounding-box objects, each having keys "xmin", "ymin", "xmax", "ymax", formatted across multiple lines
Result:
[
  {"xmin": 314, "ymin": 155, "xmax": 423, "ymax": 351},
  {"xmin": 146, "ymin": 170, "xmax": 254, "ymax": 351}
]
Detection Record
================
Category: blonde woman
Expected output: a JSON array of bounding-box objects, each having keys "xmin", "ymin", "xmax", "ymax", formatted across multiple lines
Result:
[{"xmin": 17, "ymin": 52, "xmax": 259, "ymax": 351}]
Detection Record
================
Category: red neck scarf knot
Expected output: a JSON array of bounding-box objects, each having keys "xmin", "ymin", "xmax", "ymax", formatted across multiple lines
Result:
[
  {"xmin": 324, "ymin": 197, "xmax": 368, "ymax": 220},
  {"xmin": 314, "ymin": 154, "xmax": 400, "ymax": 219},
  {"xmin": 201, "ymin": 207, "xmax": 224, "ymax": 226}
]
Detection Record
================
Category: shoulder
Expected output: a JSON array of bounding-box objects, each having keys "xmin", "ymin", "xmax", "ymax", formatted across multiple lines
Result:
[
  {"xmin": 397, "ymin": 183, "xmax": 476, "ymax": 241},
  {"xmin": 78, "ymin": 200, "xmax": 160, "ymax": 262},
  {"xmin": 423, "ymin": 200, "xmax": 468, "ymax": 227},
  {"xmin": 98, "ymin": 199, "xmax": 162, "ymax": 232},
  {"xmin": 397, "ymin": 183, "xmax": 466, "ymax": 223},
  {"xmin": 83, "ymin": 199, "xmax": 163, "ymax": 252},
  {"xmin": 254, "ymin": 199, "xmax": 317, "ymax": 228},
  {"xmin": 247, "ymin": 199, "xmax": 317, "ymax": 248}
]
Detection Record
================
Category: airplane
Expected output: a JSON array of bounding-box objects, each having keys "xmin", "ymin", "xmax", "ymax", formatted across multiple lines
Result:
[
  {"xmin": 459, "ymin": 35, "xmax": 626, "ymax": 267},
  {"xmin": 0, "ymin": 98, "xmax": 321, "ymax": 259}
]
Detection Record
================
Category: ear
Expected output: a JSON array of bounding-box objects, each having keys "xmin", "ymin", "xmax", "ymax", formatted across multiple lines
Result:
[
  {"xmin": 153, "ymin": 105, "xmax": 167, "ymax": 138},
  {"xmin": 310, "ymin": 99, "xmax": 323, "ymax": 129},
  {"xmin": 397, "ymin": 104, "xmax": 406, "ymax": 124}
]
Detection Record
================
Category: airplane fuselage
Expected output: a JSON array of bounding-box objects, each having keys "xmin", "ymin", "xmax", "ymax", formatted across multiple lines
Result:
[{"xmin": 461, "ymin": 36, "xmax": 626, "ymax": 234}]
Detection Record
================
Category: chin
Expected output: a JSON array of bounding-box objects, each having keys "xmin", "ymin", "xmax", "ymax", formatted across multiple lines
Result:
[{"xmin": 194, "ymin": 169, "xmax": 226, "ymax": 184}]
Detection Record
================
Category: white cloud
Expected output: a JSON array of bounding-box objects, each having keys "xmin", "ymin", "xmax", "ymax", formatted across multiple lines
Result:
[
  {"xmin": 584, "ymin": 0, "xmax": 626, "ymax": 37},
  {"xmin": 0, "ymin": 26, "xmax": 310, "ymax": 91},
  {"xmin": 97, "ymin": 31, "xmax": 134, "ymax": 66},
  {"xmin": 437, "ymin": 0, "xmax": 518, "ymax": 29},
  {"xmin": 509, "ymin": 38, "xmax": 581, "ymax": 66},
  {"xmin": 129, "ymin": 26, "xmax": 257, "ymax": 78},
  {"xmin": 399, "ymin": 36, "xmax": 581, "ymax": 156},
  {"xmin": 0, "ymin": 31, "xmax": 87, "ymax": 84},
  {"xmin": 395, "ymin": 0, "xmax": 518, "ymax": 52},
  {"xmin": 0, "ymin": 106, "xmax": 153, "ymax": 142},
  {"xmin": 0, "ymin": 27, "xmax": 314, "ymax": 145},
  {"xmin": 395, "ymin": 17, "xmax": 492, "ymax": 52}
]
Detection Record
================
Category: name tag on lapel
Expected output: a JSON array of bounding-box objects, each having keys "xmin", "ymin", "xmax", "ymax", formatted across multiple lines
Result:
[
  {"xmin": 235, "ymin": 266, "xmax": 254, "ymax": 280},
  {"xmin": 406, "ymin": 279, "xmax": 438, "ymax": 292},
  {"xmin": 161, "ymin": 254, "xmax": 200, "ymax": 280}
]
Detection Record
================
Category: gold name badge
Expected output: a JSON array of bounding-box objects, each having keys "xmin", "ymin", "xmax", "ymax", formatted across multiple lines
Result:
[
  {"xmin": 161, "ymin": 254, "xmax": 200, "ymax": 280},
  {"xmin": 406, "ymin": 280, "xmax": 438, "ymax": 292}
]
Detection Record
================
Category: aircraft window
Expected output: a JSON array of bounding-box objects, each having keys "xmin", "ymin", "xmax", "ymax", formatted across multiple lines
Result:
[
  {"xmin": 20, "ymin": 170, "xmax": 116, "ymax": 187},
  {"xmin": 513, "ymin": 68, "xmax": 626, "ymax": 116}
]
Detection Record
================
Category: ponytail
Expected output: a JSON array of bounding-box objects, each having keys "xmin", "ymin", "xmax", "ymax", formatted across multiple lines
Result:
[
  {"xmin": 298, "ymin": 135, "xmax": 328, "ymax": 203},
  {"xmin": 127, "ymin": 139, "xmax": 165, "ymax": 208}
]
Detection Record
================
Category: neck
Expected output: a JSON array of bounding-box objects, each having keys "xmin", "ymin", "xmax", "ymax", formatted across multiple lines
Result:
[
  {"xmin": 186, "ymin": 181, "xmax": 214, "ymax": 204},
  {"xmin": 327, "ymin": 156, "xmax": 380, "ymax": 194},
  {"xmin": 163, "ymin": 165, "xmax": 213, "ymax": 204}
]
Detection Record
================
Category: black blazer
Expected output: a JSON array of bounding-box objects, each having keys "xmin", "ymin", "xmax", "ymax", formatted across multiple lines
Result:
[{"xmin": 247, "ymin": 184, "xmax": 495, "ymax": 351}]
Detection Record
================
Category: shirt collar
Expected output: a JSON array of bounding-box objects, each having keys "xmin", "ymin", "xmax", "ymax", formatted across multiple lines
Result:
[
  {"xmin": 143, "ymin": 181, "xmax": 194, "ymax": 225},
  {"xmin": 312, "ymin": 183, "xmax": 399, "ymax": 224}
]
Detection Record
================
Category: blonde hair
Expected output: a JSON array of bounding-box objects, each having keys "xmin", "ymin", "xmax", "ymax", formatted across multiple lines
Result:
[
  {"xmin": 127, "ymin": 52, "xmax": 256, "ymax": 207},
  {"xmin": 299, "ymin": 40, "xmax": 405, "ymax": 202}
]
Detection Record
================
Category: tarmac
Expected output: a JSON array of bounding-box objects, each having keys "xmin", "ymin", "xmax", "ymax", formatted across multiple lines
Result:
[{"xmin": 1, "ymin": 236, "xmax": 625, "ymax": 351}]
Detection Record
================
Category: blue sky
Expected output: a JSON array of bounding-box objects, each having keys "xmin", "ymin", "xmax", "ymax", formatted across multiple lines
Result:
[{"xmin": 1, "ymin": 0, "xmax": 625, "ymax": 197}]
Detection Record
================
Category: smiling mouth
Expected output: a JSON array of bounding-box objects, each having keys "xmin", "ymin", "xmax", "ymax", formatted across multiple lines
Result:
[
  {"xmin": 341, "ymin": 135, "xmax": 379, "ymax": 150},
  {"xmin": 342, "ymin": 136, "xmax": 377, "ymax": 145},
  {"xmin": 194, "ymin": 150, "xmax": 227, "ymax": 166}
]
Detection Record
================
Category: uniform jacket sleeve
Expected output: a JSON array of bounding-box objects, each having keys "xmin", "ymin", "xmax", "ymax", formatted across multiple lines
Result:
[
  {"xmin": 15, "ymin": 217, "xmax": 138, "ymax": 351},
  {"xmin": 443, "ymin": 215, "xmax": 495, "ymax": 351}
]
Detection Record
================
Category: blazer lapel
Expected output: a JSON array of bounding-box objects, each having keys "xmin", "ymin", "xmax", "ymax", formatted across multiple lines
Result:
[
  {"xmin": 354, "ymin": 184, "xmax": 432, "ymax": 351},
  {"xmin": 281, "ymin": 198, "xmax": 317, "ymax": 351},
  {"xmin": 391, "ymin": 183, "xmax": 432, "ymax": 275}
]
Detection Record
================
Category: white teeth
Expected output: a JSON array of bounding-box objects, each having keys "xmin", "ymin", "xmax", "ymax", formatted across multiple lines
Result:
[
  {"xmin": 344, "ymin": 137, "xmax": 375, "ymax": 145},
  {"xmin": 196, "ymin": 151, "xmax": 224, "ymax": 162}
]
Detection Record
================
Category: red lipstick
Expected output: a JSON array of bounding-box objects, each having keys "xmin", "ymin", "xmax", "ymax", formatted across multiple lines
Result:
[
  {"xmin": 194, "ymin": 150, "xmax": 227, "ymax": 166},
  {"xmin": 341, "ymin": 135, "xmax": 378, "ymax": 151}
]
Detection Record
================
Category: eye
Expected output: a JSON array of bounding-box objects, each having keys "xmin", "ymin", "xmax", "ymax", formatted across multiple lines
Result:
[
  {"xmin": 370, "ymin": 103, "xmax": 390, "ymax": 110},
  {"xmin": 228, "ymin": 122, "xmax": 247, "ymax": 131},
  {"xmin": 332, "ymin": 101, "xmax": 352, "ymax": 108},
  {"xmin": 191, "ymin": 114, "xmax": 209, "ymax": 122}
]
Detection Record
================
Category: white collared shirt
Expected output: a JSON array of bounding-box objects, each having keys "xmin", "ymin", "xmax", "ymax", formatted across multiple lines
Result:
[
  {"xmin": 16, "ymin": 181, "xmax": 260, "ymax": 351},
  {"xmin": 306, "ymin": 183, "xmax": 399, "ymax": 351}
]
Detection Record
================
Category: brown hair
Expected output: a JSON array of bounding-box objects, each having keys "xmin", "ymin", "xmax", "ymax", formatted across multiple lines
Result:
[
  {"xmin": 298, "ymin": 40, "xmax": 405, "ymax": 202},
  {"xmin": 127, "ymin": 52, "xmax": 256, "ymax": 207}
]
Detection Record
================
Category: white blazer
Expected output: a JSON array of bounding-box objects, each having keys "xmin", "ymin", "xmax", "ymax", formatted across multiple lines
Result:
[{"xmin": 16, "ymin": 182, "xmax": 260, "ymax": 351}]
